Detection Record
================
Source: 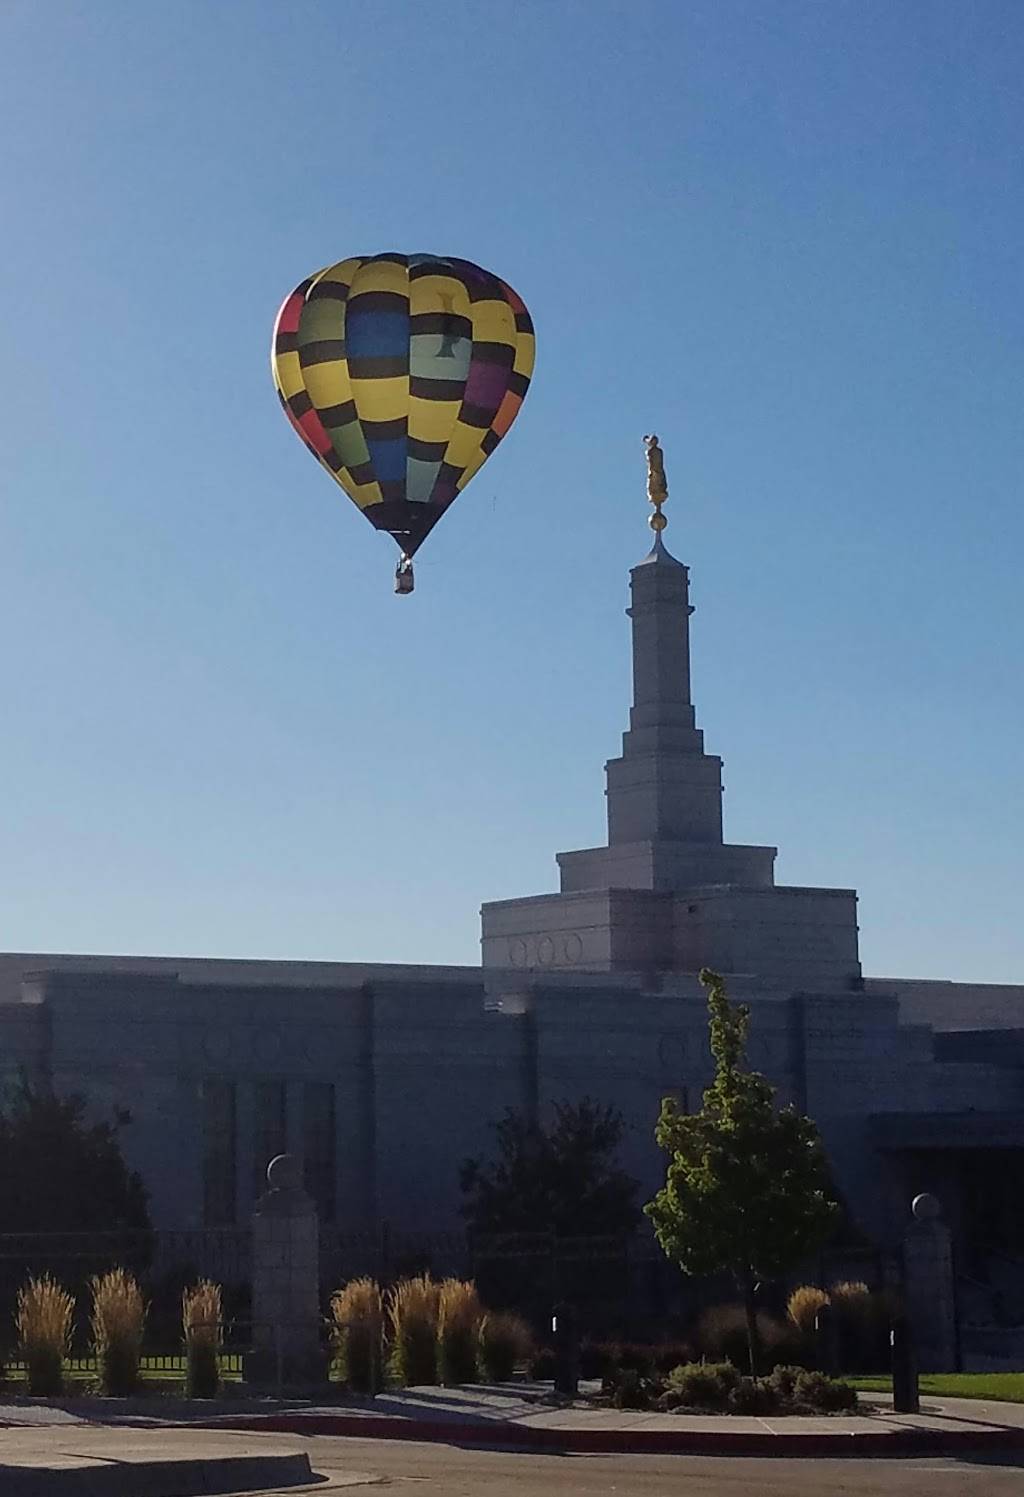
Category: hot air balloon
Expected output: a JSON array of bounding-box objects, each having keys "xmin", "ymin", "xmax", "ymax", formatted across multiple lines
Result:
[{"xmin": 272, "ymin": 253, "xmax": 535, "ymax": 593}]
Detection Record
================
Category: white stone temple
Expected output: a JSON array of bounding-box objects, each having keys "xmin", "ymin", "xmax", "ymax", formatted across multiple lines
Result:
[{"xmin": 2, "ymin": 453, "xmax": 1022, "ymax": 1342}]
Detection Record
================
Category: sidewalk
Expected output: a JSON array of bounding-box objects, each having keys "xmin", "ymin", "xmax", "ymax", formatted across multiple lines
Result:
[
  {"xmin": 3, "ymin": 1383, "xmax": 1024, "ymax": 1459},
  {"xmin": 0, "ymin": 1426, "xmax": 316, "ymax": 1497}
]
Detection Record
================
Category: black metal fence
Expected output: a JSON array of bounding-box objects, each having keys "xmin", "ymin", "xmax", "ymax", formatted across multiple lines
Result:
[{"xmin": 0, "ymin": 1226, "xmax": 903, "ymax": 1352}]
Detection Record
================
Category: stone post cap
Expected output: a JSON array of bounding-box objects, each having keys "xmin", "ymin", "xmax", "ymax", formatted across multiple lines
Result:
[
  {"xmin": 911, "ymin": 1192, "xmax": 942, "ymax": 1223},
  {"xmin": 267, "ymin": 1153, "xmax": 302, "ymax": 1192},
  {"xmin": 255, "ymin": 1153, "xmax": 316, "ymax": 1218}
]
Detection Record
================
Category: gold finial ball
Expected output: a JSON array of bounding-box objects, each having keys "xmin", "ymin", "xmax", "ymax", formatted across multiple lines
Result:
[{"xmin": 649, "ymin": 510, "xmax": 667, "ymax": 532}]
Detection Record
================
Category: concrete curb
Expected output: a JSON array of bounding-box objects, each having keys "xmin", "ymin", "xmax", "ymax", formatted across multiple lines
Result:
[
  {"xmin": 204, "ymin": 1411, "xmax": 1024, "ymax": 1459},
  {"xmin": 0, "ymin": 1451, "xmax": 314, "ymax": 1497}
]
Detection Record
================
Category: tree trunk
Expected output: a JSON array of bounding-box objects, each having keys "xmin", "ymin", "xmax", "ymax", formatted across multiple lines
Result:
[{"xmin": 743, "ymin": 1277, "xmax": 761, "ymax": 1378}]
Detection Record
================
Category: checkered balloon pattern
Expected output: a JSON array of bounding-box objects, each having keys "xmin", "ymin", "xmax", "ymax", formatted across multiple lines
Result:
[{"xmin": 272, "ymin": 253, "xmax": 535, "ymax": 559}]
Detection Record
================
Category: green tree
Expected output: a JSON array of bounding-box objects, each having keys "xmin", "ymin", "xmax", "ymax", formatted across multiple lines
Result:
[
  {"xmin": 646, "ymin": 970, "xmax": 838, "ymax": 1375},
  {"xmin": 0, "ymin": 1079, "xmax": 150, "ymax": 1232},
  {"xmin": 460, "ymin": 1099, "xmax": 641, "ymax": 1238}
]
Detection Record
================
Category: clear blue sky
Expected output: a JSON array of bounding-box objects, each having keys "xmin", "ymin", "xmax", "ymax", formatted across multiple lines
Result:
[{"xmin": 2, "ymin": 2, "xmax": 1021, "ymax": 981}]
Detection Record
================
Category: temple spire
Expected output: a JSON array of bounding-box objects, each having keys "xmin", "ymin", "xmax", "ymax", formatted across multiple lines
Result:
[{"xmin": 603, "ymin": 438, "xmax": 723, "ymax": 845}]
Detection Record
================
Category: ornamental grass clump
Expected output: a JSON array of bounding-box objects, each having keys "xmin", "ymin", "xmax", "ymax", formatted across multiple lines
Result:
[
  {"xmin": 91, "ymin": 1268, "xmax": 146, "ymax": 1396},
  {"xmin": 437, "ymin": 1279, "xmax": 481, "ymax": 1385},
  {"xmin": 478, "ymin": 1311, "xmax": 533, "ymax": 1381},
  {"xmin": 182, "ymin": 1280, "xmax": 222, "ymax": 1399},
  {"xmin": 787, "ymin": 1285, "xmax": 831, "ymax": 1339},
  {"xmin": 387, "ymin": 1274, "xmax": 440, "ymax": 1386},
  {"xmin": 16, "ymin": 1275, "xmax": 74, "ymax": 1395},
  {"xmin": 330, "ymin": 1278, "xmax": 384, "ymax": 1394}
]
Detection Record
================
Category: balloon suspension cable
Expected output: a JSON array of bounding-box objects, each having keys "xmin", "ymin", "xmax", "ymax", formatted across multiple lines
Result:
[
  {"xmin": 643, "ymin": 432, "xmax": 668, "ymax": 534},
  {"xmin": 394, "ymin": 554, "xmax": 415, "ymax": 595}
]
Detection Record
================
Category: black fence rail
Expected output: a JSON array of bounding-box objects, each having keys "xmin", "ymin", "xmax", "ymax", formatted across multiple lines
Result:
[
  {"xmin": 318, "ymin": 1227, "xmax": 661, "ymax": 1331},
  {"xmin": 0, "ymin": 1227, "xmax": 902, "ymax": 1348},
  {"xmin": 0, "ymin": 1229, "xmax": 253, "ymax": 1348},
  {"xmin": 0, "ymin": 1229, "xmax": 251, "ymax": 1286}
]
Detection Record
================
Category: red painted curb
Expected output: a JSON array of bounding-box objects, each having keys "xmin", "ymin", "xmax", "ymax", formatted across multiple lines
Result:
[{"xmin": 203, "ymin": 1411, "xmax": 1024, "ymax": 1459}]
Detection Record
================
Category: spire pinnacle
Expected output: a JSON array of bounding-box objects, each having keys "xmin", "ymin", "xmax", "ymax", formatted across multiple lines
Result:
[{"xmin": 643, "ymin": 433, "xmax": 669, "ymax": 534}]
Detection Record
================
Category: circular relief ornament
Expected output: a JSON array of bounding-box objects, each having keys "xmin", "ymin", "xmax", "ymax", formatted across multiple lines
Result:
[
  {"xmin": 563, "ymin": 932, "xmax": 584, "ymax": 964},
  {"xmin": 508, "ymin": 939, "xmax": 529, "ymax": 968}
]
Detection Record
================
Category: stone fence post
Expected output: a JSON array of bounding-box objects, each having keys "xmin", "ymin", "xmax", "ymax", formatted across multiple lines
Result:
[
  {"xmin": 902, "ymin": 1192, "xmax": 958, "ymax": 1373},
  {"xmin": 244, "ymin": 1153, "xmax": 327, "ymax": 1388}
]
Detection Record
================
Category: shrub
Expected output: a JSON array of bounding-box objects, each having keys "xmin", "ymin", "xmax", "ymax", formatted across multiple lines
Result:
[
  {"xmin": 694, "ymin": 1303, "xmax": 800, "ymax": 1371},
  {"xmin": 437, "ymin": 1279, "xmax": 482, "ymax": 1385},
  {"xmin": 331, "ymin": 1278, "xmax": 384, "ymax": 1395},
  {"xmin": 766, "ymin": 1362, "xmax": 802, "ymax": 1402},
  {"xmin": 182, "ymin": 1280, "xmax": 222, "ymax": 1399},
  {"xmin": 665, "ymin": 1360, "xmax": 738, "ymax": 1408},
  {"xmin": 786, "ymin": 1285, "xmax": 831, "ymax": 1338},
  {"xmin": 610, "ymin": 1367, "xmax": 657, "ymax": 1409},
  {"xmin": 728, "ymin": 1374, "xmax": 779, "ymax": 1414},
  {"xmin": 91, "ymin": 1268, "xmax": 146, "ymax": 1396},
  {"xmin": 528, "ymin": 1345, "xmax": 556, "ymax": 1380},
  {"xmin": 479, "ymin": 1311, "xmax": 533, "ymax": 1381},
  {"xmin": 793, "ymin": 1368, "xmax": 858, "ymax": 1412},
  {"xmin": 387, "ymin": 1275, "xmax": 440, "ymax": 1386},
  {"xmin": 16, "ymin": 1276, "xmax": 74, "ymax": 1396}
]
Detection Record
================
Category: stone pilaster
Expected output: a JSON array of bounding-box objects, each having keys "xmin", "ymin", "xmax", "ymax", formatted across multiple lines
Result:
[
  {"xmin": 245, "ymin": 1153, "xmax": 327, "ymax": 1388},
  {"xmin": 903, "ymin": 1193, "xmax": 958, "ymax": 1373}
]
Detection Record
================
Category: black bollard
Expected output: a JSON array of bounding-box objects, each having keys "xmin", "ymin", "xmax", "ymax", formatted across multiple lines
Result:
[
  {"xmin": 890, "ymin": 1314, "xmax": 920, "ymax": 1414},
  {"xmin": 815, "ymin": 1301, "xmax": 840, "ymax": 1375},
  {"xmin": 552, "ymin": 1302, "xmax": 579, "ymax": 1397}
]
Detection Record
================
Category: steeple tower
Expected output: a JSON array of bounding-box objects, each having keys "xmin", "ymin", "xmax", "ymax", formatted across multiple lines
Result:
[
  {"xmin": 557, "ymin": 437, "xmax": 775, "ymax": 894},
  {"xmin": 607, "ymin": 526, "xmax": 723, "ymax": 846},
  {"xmin": 480, "ymin": 436, "xmax": 861, "ymax": 990}
]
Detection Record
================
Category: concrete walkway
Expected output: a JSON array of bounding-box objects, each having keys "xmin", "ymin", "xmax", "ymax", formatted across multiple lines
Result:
[
  {"xmin": 0, "ymin": 1426, "xmax": 318, "ymax": 1497},
  {"xmin": 3, "ymin": 1382, "xmax": 1024, "ymax": 1459}
]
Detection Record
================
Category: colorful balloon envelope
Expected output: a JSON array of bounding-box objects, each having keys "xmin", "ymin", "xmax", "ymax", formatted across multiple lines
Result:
[{"xmin": 272, "ymin": 253, "xmax": 535, "ymax": 582}]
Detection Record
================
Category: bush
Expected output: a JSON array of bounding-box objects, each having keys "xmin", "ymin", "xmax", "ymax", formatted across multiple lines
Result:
[
  {"xmin": 437, "ymin": 1279, "xmax": 482, "ymax": 1385},
  {"xmin": 793, "ymin": 1368, "xmax": 858, "ymax": 1412},
  {"xmin": 694, "ymin": 1303, "xmax": 801, "ymax": 1372},
  {"xmin": 660, "ymin": 1359, "xmax": 856, "ymax": 1415},
  {"xmin": 766, "ymin": 1362, "xmax": 802, "ymax": 1402},
  {"xmin": 786, "ymin": 1285, "xmax": 831, "ymax": 1338},
  {"xmin": 528, "ymin": 1345, "xmax": 556, "ymax": 1380},
  {"xmin": 664, "ymin": 1360, "xmax": 738, "ymax": 1409},
  {"xmin": 610, "ymin": 1367, "xmax": 657, "ymax": 1409},
  {"xmin": 728, "ymin": 1374, "xmax": 779, "ymax": 1414},
  {"xmin": 387, "ymin": 1275, "xmax": 440, "ymax": 1386},
  {"xmin": 91, "ymin": 1268, "xmax": 146, "ymax": 1396},
  {"xmin": 182, "ymin": 1280, "xmax": 221, "ymax": 1399},
  {"xmin": 331, "ymin": 1278, "xmax": 384, "ymax": 1395},
  {"xmin": 16, "ymin": 1276, "xmax": 74, "ymax": 1396},
  {"xmin": 479, "ymin": 1311, "xmax": 533, "ymax": 1381}
]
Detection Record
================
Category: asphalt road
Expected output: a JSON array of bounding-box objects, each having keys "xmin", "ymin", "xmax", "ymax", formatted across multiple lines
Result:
[{"xmin": 297, "ymin": 1434, "xmax": 1024, "ymax": 1496}]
